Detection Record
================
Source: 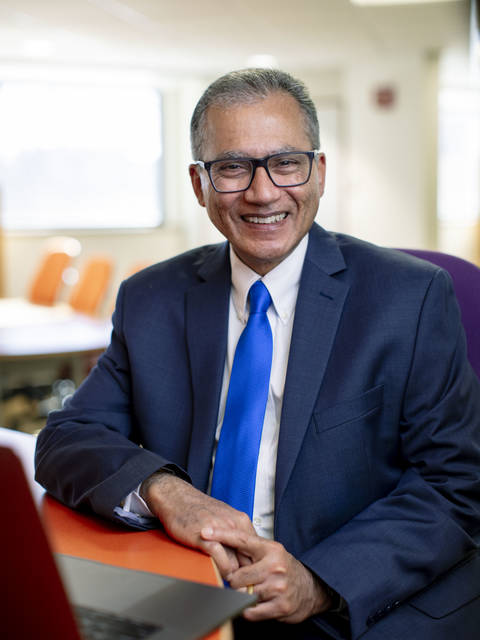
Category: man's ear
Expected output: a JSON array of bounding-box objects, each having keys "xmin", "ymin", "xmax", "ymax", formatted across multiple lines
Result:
[
  {"xmin": 189, "ymin": 164, "xmax": 206, "ymax": 207},
  {"xmin": 317, "ymin": 153, "xmax": 326, "ymax": 197}
]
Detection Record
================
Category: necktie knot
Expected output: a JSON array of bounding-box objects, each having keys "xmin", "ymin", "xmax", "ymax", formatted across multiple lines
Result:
[{"xmin": 249, "ymin": 281, "xmax": 271, "ymax": 315}]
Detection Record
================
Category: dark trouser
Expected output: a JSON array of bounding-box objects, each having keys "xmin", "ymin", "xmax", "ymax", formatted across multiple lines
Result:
[{"xmin": 233, "ymin": 617, "xmax": 338, "ymax": 640}]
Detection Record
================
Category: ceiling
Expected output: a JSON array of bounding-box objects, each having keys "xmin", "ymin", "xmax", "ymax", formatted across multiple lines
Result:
[{"xmin": 0, "ymin": 0, "xmax": 471, "ymax": 74}]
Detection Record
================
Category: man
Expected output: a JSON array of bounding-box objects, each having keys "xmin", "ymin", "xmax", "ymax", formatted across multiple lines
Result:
[{"xmin": 35, "ymin": 69, "xmax": 480, "ymax": 640}]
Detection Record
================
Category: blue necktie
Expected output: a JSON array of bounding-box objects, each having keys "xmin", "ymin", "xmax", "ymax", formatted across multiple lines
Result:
[{"xmin": 211, "ymin": 280, "xmax": 273, "ymax": 517}]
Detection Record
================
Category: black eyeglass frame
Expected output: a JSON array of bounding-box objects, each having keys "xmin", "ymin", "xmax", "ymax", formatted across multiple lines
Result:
[{"xmin": 194, "ymin": 149, "xmax": 322, "ymax": 193}]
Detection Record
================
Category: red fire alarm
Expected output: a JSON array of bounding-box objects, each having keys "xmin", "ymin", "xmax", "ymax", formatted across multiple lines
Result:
[{"xmin": 374, "ymin": 86, "xmax": 396, "ymax": 109}]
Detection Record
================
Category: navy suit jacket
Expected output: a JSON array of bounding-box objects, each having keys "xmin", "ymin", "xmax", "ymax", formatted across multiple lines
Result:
[{"xmin": 35, "ymin": 224, "xmax": 480, "ymax": 639}]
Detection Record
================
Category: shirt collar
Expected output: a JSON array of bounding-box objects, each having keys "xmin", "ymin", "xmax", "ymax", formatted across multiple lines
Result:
[{"xmin": 230, "ymin": 234, "xmax": 308, "ymax": 325}]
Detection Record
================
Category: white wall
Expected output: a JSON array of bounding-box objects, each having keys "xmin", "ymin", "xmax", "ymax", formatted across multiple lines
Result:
[{"xmin": 342, "ymin": 51, "xmax": 438, "ymax": 249}]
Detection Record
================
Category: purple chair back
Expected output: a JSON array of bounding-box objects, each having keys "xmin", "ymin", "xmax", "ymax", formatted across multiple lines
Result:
[{"xmin": 399, "ymin": 249, "xmax": 480, "ymax": 381}]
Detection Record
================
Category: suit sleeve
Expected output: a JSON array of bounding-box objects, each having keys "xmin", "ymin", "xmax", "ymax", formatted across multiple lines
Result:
[
  {"xmin": 34, "ymin": 281, "xmax": 190, "ymax": 525},
  {"xmin": 299, "ymin": 269, "xmax": 480, "ymax": 639}
]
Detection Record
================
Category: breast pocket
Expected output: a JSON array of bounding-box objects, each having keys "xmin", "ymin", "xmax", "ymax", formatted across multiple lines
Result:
[{"xmin": 314, "ymin": 384, "xmax": 384, "ymax": 434}]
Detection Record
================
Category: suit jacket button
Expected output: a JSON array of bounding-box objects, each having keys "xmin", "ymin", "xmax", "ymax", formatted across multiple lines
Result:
[{"xmin": 367, "ymin": 611, "xmax": 382, "ymax": 626}]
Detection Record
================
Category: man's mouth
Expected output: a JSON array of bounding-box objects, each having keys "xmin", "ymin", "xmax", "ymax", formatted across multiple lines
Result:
[{"xmin": 243, "ymin": 213, "xmax": 288, "ymax": 224}]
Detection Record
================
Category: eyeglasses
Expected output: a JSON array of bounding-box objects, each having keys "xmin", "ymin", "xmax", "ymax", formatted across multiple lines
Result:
[{"xmin": 194, "ymin": 150, "xmax": 322, "ymax": 193}]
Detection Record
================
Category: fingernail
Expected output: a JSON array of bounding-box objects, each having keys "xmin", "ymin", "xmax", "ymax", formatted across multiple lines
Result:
[{"xmin": 201, "ymin": 526, "xmax": 213, "ymax": 538}]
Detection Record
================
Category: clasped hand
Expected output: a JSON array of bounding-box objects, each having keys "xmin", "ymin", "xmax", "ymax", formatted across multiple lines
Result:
[{"xmin": 142, "ymin": 474, "xmax": 331, "ymax": 623}]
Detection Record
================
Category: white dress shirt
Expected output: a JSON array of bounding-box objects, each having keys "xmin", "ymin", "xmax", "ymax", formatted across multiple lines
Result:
[
  {"xmin": 120, "ymin": 236, "xmax": 308, "ymax": 539},
  {"xmin": 212, "ymin": 238, "xmax": 308, "ymax": 538}
]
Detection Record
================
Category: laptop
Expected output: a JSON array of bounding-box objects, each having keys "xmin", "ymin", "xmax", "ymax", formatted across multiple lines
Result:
[{"xmin": 2, "ymin": 445, "xmax": 256, "ymax": 639}]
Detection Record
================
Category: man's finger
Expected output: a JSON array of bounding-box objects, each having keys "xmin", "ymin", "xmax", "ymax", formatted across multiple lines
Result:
[
  {"xmin": 242, "ymin": 598, "xmax": 284, "ymax": 622},
  {"xmin": 201, "ymin": 526, "xmax": 262, "ymax": 557},
  {"xmin": 200, "ymin": 540, "xmax": 239, "ymax": 577},
  {"xmin": 238, "ymin": 551, "xmax": 252, "ymax": 566},
  {"xmin": 226, "ymin": 560, "xmax": 268, "ymax": 589}
]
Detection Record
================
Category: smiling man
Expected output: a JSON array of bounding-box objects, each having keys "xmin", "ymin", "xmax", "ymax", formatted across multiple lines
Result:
[{"xmin": 35, "ymin": 69, "xmax": 480, "ymax": 640}]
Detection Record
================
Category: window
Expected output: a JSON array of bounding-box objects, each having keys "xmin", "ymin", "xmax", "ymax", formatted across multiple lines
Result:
[
  {"xmin": 0, "ymin": 81, "xmax": 163, "ymax": 230},
  {"xmin": 438, "ymin": 87, "xmax": 480, "ymax": 225}
]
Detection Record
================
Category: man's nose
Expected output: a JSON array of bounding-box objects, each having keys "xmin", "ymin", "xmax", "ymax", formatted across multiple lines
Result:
[{"xmin": 243, "ymin": 167, "xmax": 281, "ymax": 204}]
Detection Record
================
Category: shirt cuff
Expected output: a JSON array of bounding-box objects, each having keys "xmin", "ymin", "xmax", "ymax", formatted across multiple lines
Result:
[
  {"xmin": 113, "ymin": 506, "xmax": 158, "ymax": 529},
  {"xmin": 122, "ymin": 483, "xmax": 155, "ymax": 517},
  {"xmin": 114, "ymin": 483, "xmax": 157, "ymax": 528}
]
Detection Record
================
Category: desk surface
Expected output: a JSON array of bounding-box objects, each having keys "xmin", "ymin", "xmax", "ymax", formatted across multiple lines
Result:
[
  {"xmin": 0, "ymin": 298, "xmax": 111, "ymax": 359},
  {"xmin": 1, "ymin": 427, "xmax": 228, "ymax": 640},
  {"xmin": 42, "ymin": 496, "xmax": 221, "ymax": 587}
]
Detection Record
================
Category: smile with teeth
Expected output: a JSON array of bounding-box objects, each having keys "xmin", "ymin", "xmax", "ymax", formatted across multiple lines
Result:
[{"xmin": 243, "ymin": 213, "xmax": 287, "ymax": 224}]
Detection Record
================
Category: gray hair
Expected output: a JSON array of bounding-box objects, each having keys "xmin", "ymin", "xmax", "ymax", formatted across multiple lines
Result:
[{"xmin": 190, "ymin": 68, "xmax": 320, "ymax": 160}]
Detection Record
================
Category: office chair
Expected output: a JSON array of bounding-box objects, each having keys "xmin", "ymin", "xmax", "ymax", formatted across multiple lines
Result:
[
  {"xmin": 399, "ymin": 249, "xmax": 480, "ymax": 380},
  {"xmin": 28, "ymin": 237, "xmax": 81, "ymax": 306},
  {"xmin": 68, "ymin": 256, "xmax": 113, "ymax": 316}
]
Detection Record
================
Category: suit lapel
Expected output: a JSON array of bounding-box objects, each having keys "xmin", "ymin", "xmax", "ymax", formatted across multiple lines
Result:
[
  {"xmin": 275, "ymin": 225, "xmax": 349, "ymax": 515},
  {"xmin": 185, "ymin": 244, "xmax": 231, "ymax": 491}
]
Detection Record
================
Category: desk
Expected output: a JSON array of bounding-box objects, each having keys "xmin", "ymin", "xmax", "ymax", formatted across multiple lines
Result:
[
  {"xmin": 0, "ymin": 298, "xmax": 111, "ymax": 427},
  {"xmin": 0, "ymin": 427, "xmax": 230, "ymax": 640},
  {"xmin": 0, "ymin": 298, "xmax": 111, "ymax": 359}
]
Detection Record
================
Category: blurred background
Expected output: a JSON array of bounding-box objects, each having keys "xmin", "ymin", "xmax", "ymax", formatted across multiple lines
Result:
[{"xmin": 0, "ymin": 0, "xmax": 479, "ymax": 431}]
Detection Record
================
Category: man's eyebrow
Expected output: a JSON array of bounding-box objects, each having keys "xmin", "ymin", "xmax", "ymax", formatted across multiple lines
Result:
[
  {"xmin": 212, "ymin": 146, "xmax": 301, "ymax": 161},
  {"xmin": 213, "ymin": 151, "xmax": 248, "ymax": 160}
]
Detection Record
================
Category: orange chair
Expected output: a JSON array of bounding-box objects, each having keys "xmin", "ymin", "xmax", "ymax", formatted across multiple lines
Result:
[
  {"xmin": 68, "ymin": 256, "xmax": 113, "ymax": 316},
  {"xmin": 28, "ymin": 237, "xmax": 81, "ymax": 306}
]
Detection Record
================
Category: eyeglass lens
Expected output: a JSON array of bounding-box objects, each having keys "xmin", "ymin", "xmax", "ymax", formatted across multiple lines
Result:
[{"xmin": 210, "ymin": 152, "xmax": 312, "ymax": 192}]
